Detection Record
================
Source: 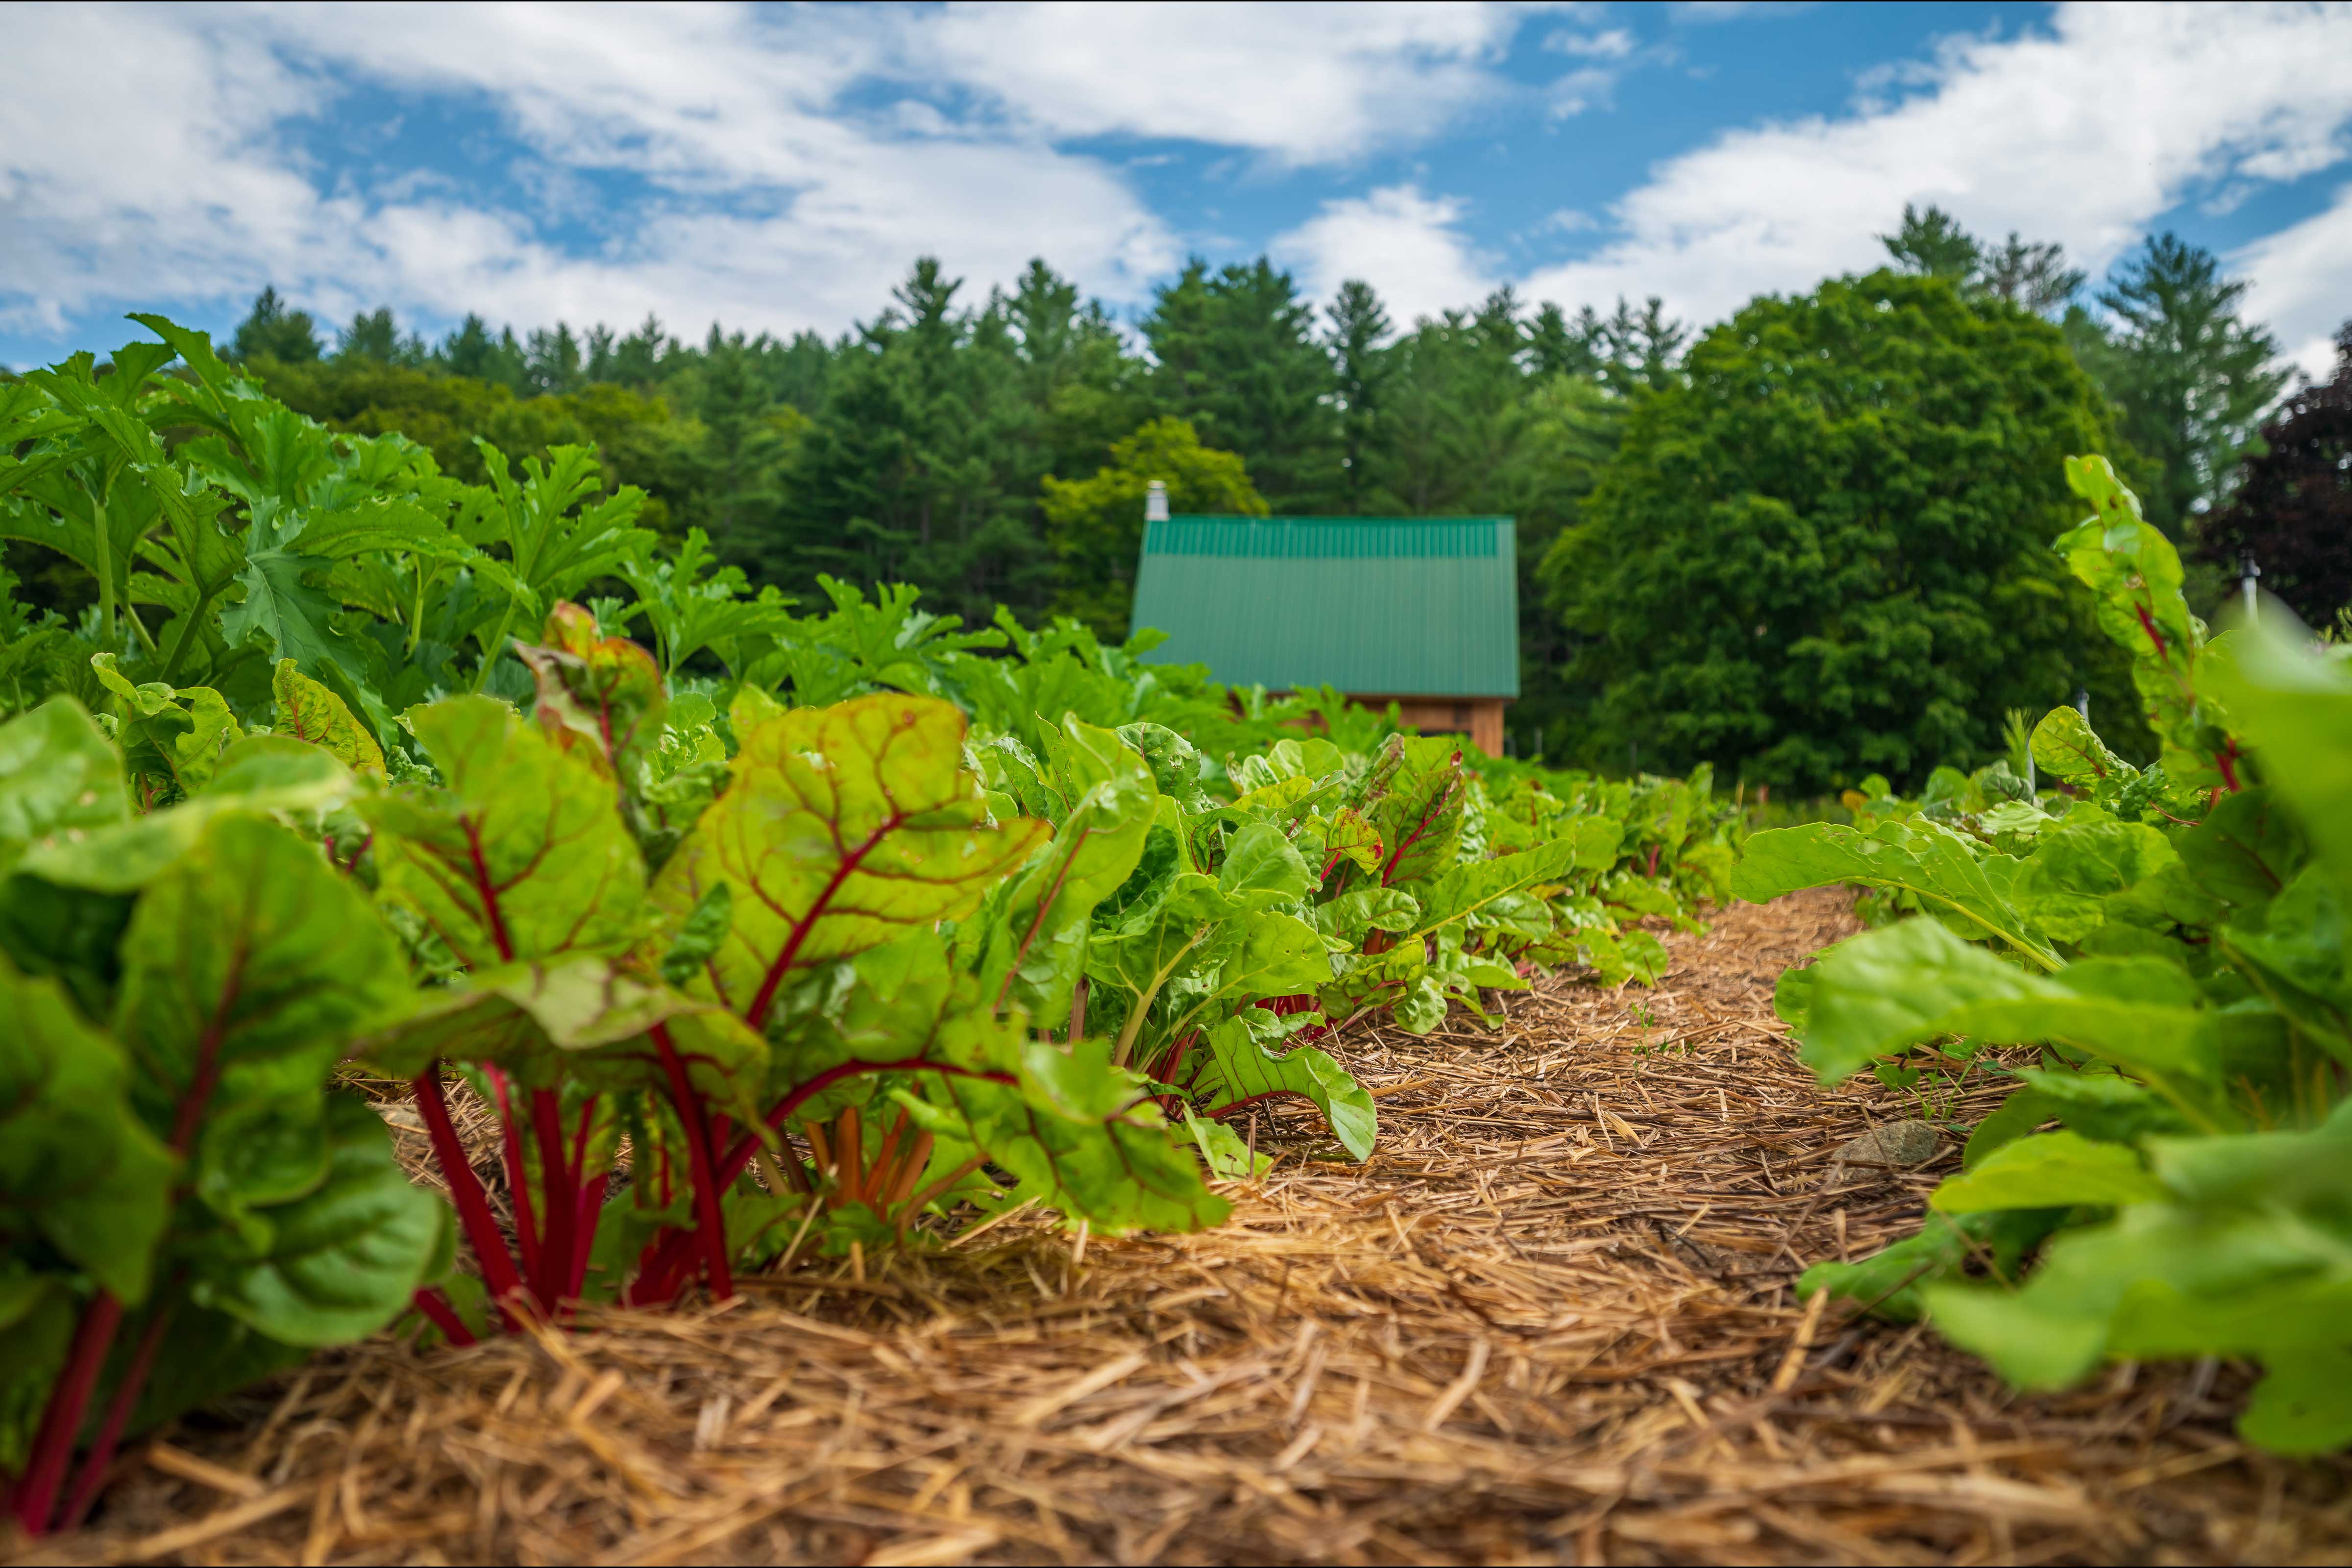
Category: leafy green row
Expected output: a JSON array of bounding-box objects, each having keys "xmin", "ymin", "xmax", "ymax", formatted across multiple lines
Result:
[
  {"xmin": 1, "ymin": 318, "xmax": 1738, "ymax": 1533},
  {"xmin": 1731, "ymin": 456, "xmax": 2352, "ymax": 1457},
  {"xmin": 0, "ymin": 620, "xmax": 1723, "ymax": 1531}
]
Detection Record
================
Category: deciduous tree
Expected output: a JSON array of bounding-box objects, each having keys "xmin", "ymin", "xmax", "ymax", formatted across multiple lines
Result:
[
  {"xmin": 1546, "ymin": 270, "xmax": 2141, "ymax": 791},
  {"xmin": 1041, "ymin": 416, "xmax": 1265, "ymax": 639}
]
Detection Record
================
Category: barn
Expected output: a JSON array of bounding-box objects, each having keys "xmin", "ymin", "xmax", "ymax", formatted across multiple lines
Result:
[{"xmin": 1129, "ymin": 484, "xmax": 1519, "ymax": 757}]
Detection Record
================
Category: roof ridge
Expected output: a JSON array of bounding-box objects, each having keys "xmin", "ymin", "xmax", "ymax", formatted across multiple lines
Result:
[{"xmin": 1164, "ymin": 513, "xmax": 1515, "ymax": 523}]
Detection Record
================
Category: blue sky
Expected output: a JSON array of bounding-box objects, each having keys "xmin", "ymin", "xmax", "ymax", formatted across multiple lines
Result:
[{"xmin": 6, "ymin": 2, "xmax": 2351, "ymax": 375}]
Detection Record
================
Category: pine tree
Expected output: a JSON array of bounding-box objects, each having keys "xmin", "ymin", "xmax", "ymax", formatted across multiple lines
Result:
[
  {"xmin": 2085, "ymin": 233, "xmax": 2291, "ymax": 537},
  {"xmin": 1378, "ymin": 292, "xmax": 1531, "ymax": 514},
  {"xmin": 761, "ymin": 259, "xmax": 1042, "ymax": 621},
  {"xmin": 1003, "ymin": 259, "xmax": 1149, "ymax": 483},
  {"xmin": 525, "ymin": 324, "xmax": 585, "ymax": 395},
  {"xmin": 1324, "ymin": 280, "xmax": 1395, "ymax": 513},
  {"xmin": 1585, "ymin": 297, "xmax": 1687, "ymax": 394},
  {"xmin": 1881, "ymin": 203, "xmax": 1982, "ymax": 283},
  {"xmin": 334, "ymin": 307, "xmax": 412, "ymax": 364},
  {"xmin": 1528, "ymin": 301, "xmax": 1606, "ymax": 382},
  {"xmin": 611, "ymin": 316, "xmax": 675, "ymax": 388},
  {"xmin": 229, "ymin": 287, "xmax": 324, "ymax": 363},
  {"xmin": 1980, "ymin": 233, "xmax": 2086, "ymax": 317},
  {"xmin": 1142, "ymin": 258, "xmax": 1340, "ymax": 511}
]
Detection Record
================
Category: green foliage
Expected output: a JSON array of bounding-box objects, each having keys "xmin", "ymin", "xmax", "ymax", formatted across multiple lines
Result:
[
  {"xmin": 2056, "ymin": 454, "xmax": 2241, "ymax": 798},
  {"xmin": 2072, "ymin": 234, "xmax": 2292, "ymax": 539},
  {"xmin": 250, "ymin": 353, "xmax": 707, "ymax": 535},
  {"xmin": 1041, "ymin": 417, "xmax": 1265, "ymax": 639},
  {"xmin": 1750, "ymin": 458, "xmax": 2352, "ymax": 1455},
  {"xmin": 0, "ymin": 311, "xmax": 1740, "ymax": 1529},
  {"xmin": 1547, "ymin": 270, "xmax": 2140, "ymax": 792},
  {"xmin": 1881, "ymin": 203, "xmax": 2087, "ymax": 318},
  {"xmin": 1142, "ymin": 258, "xmax": 1341, "ymax": 512},
  {"xmin": 0, "ymin": 701, "xmax": 441, "ymax": 1531},
  {"xmin": 2198, "ymin": 326, "xmax": 2352, "ymax": 628},
  {"xmin": 230, "ymin": 287, "xmax": 323, "ymax": 365}
]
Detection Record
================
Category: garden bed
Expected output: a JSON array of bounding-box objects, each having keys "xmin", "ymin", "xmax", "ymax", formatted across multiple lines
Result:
[{"xmin": 21, "ymin": 891, "xmax": 2350, "ymax": 1567}]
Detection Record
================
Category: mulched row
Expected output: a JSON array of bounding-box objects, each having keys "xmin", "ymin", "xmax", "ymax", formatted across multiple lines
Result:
[{"xmin": 19, "ymin": 888, "xmax": 2351, "ymax": 1566}]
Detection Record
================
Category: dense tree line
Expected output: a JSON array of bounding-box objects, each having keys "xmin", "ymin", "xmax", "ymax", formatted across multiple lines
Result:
[
  {"xmin": 218, "ymin": 254, "xmax": 1685, "ymax": 754},
  {"xmin": 12, "ymin": 205, "xmax": 2315, "ymax": 789}
]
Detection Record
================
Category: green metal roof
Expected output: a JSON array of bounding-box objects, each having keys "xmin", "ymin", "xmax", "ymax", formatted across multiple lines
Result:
[{"xmin": 1131, "ymin": 515, "xmax": 1519, "ymax": 698}]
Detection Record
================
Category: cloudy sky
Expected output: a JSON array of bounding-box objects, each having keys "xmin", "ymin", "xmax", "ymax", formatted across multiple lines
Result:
[{"xmin": 5, "ymin": 1, "xmax": 2351, "ymax": 375}]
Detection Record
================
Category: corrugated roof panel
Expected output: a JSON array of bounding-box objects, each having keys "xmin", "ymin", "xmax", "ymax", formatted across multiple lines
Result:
[{"xmin": 1131, "ymin": 515, "xmax": 1519, "ymax": 698}]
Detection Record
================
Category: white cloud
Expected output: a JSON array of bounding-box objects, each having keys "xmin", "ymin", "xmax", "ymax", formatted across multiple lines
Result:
[
  {"xmin": 7, "ymin": 0, "xmax": 2351, "ymax": 377},
  {"xmin": 1548, "ymin": 66, "xmax": 1621, "ymax": 120},
  {"xmin": 2, "ymin": 0, "xmax": 1521, "ymax": 351},
  {"xmin": 1271, "ymin": 185, "xmax": 1496, "ymax": 326},
  {"xmin": 911, "ymin": 1, "xmax": 1526, "ymax": 165},
  {"xmin": 1519, "ymin": 3, "xmax": 2352, "ymax": 346},
  {"xmin": 1545, "ymin": 26, "xmax": 1636, "ymax": 59},
  {"xmin": 2234, "ymin": 181, "xmax": 2352, "ymax": 379}
]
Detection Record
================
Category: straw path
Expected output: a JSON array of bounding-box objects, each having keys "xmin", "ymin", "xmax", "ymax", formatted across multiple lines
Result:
[{"xmin": 20, "ymin": 889, "xmax": 2352, "ymax": 1566}]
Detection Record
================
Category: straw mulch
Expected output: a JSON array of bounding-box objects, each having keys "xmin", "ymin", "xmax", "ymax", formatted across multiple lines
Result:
[{"xmin": 19, "ymin": 889, "xmax": 2352, "ymax": 1567}]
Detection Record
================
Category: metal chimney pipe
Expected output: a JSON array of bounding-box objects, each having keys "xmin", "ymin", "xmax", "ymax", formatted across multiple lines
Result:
[{"xmin": 1145, "ymin": 480, "xmax": 1170, "ymax": 523}]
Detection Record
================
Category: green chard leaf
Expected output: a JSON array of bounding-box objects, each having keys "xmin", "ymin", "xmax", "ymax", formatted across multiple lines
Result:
[
  {"xmin": 1733, "ymin": 819, "xmax": 2060, "ymax": 970},
  {"xmin": 2210, "ymin": 621, "xmax": 2352, "ymax": 887},
  {"xmin": 2029, "ymin": 705, "xmax": 2132, "ymax": 794},
  {"xmin": 1193, "ymin": 1015, "xmax": 1377, "ymax": 1160},
  {"xmin": 271, "ymin": 658, "xmax": 384, "ymax": 778},
  {"xmin": 2009, "ymin": 819, "xmax": 2178, "ymax": 944},
  {"xmin": 112, "ymin": 813, "xmax": 410, "ymax": 1190},
  {"xmin": 1931, "ymin": 1130, "xmax": 2165, "ymax": 1213},
  {"xmin": 1409, "ymin": 824, "xmax": 1618, "ymax": 936},
  {"xmin": 911, "ymin": 1037, "xmax": 1230, "ymax": 1236},
  {"xmin": 19, "ymin": 737, "xmax": 354, "ymax": 895},
  {"xmin": 0, "ymin": 699, "xmax": 128, "ymax": 875},
  {"xmin": 1353, "ymin": 735, "xmax": 1468, "ymax": 887},
  {"xmin": 1800, "ymin": 1208, "xmax": 2064, "ymax": 1323},
  {"xmin": 365, "ymin": 695, "xmax": 646, "ymax": 966},
  {"xmin": 961, "ymin": 715, "xmax": 1157, "ymax": 1023},
  {"xmin": 1790, "ymin": 917, "xmax": 2233, "ymax": 1124},
  {"xmin": 652, "ymin": 693, "xmax": 1048, "ymax": 1029},
  {"xmin": 189, "ymin": 1095, "xmax": 447, "ymax": 1347},
  {"xmin": 513, "ymin": 601, "xmax": 667, "ymax": 783},
  {"xmin": 355, "ymin": 955, "xmax": 767, "ymax": 1119},
  {"xmin": 1921, "ymin": 1104, "xmax": 2352, "ymax": 1426},
  {"xmin": 0, "ymin": 959, "xmax": 175, "ymax": 1302},
  {"xmin": 2057, "ymin": 455, "xmax": 2233, "ymax": 795}
]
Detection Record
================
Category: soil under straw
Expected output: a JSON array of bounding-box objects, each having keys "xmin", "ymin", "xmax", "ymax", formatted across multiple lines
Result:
[{"xmin": 15, "ymin": 889, "xmax": 2352, "ymax": 1567}]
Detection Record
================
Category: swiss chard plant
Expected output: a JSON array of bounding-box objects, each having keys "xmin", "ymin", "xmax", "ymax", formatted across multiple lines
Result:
[
  {"xmin": 0, "ymin": 699, "xmax": 445, "ymax": 1536},
  {"xmin": 350, "ymin": 605, "xmax": 1250, "ymax": 1334},
  {"xmin": 1735, "ymin": 456, "xmax": 2352, "ymax": 1457}
]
